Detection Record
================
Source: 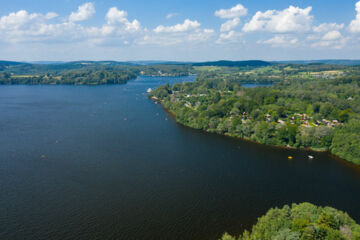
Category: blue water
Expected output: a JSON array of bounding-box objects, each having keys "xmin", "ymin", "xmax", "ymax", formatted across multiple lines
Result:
[{"xmin": 0, "ymin": 76, "xmax": 360, "ymax": 240}]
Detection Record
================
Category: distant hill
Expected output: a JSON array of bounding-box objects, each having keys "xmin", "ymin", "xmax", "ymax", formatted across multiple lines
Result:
[
  {"xmin": 27, "ymin": 61, "xmax": 66, "ymax": 65},
  {"xmin": 0, "ymin": 61, "xmax": 29, "ymax": 71},
  {"xmin": 0, "ymin": 60, "xmax": 27, "ymax": 66},
  {"xmin": 129, "ymin": 60, "xmax": 193, "ymax": 65},
  {"xmin": 0, "ymin": 61, "xmax": 138, "ymax": 75},
  {"xmin": 276, "ymin": 59, "xmax": 360, "ymax": 66},
  {"xmin": 67, "ymin": 61, "xmax": 138, "ymax": 66},
  {"xmin": 24, "ymin": 60, "xmax": 138, "ymax": 66},
  {"xmin": 192, "ymin": 60, "xmax": 272, "ymax": 67}
]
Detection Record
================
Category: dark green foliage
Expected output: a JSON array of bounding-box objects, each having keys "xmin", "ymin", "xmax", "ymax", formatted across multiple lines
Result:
[
  {"xmin": 152, "ymin": 64, "xmax": 360, "ymax": 164},
  {"xmin": 139, "ymin": 64, "xmax": 193, "ymax": 76},
  {"xmin": 331, "ymin": 119, "xmax": 360, "ymax": 165},
  {"xmin": 192, "ymin": 60, "xmax": 271, "ymax": 67},
  {"xmin": 0, "ymin": 69, "xmax": 137, "ymax": 85},
  {"xmin": 221, "ymin": 203, "xmax": 360, "ymax": 240},
  {"xmin": 0, "ymin": 61, "xmax": 193, "ymax": 85}
]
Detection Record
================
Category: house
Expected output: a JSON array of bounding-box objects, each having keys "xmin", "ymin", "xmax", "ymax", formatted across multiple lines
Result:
[
  {"xmin": 265, "ymin": 114, "xmax": 271, "ymax": 122},
  {"xmin": 278, "ymin": 119, "xmax": 285, "ymax": 124}
]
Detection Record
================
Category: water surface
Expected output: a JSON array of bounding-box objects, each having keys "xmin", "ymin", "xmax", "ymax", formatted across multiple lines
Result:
[{"xmin": 1, "ymin": 76, "xmax": 360, "ymax": 240}]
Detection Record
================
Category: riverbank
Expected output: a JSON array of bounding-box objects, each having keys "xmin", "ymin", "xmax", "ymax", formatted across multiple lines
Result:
[{"xmin": 152, "ymin": 96, "xmax": 358, "ymax": 166}]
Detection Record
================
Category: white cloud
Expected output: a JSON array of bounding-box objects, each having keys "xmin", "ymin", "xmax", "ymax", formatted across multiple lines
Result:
[
  {"xmin": 106, "ymin": 7, "xmax": 127, "ymax": 24},
  {"xmin": 45, "ymin": 12, "xmax": 59, "ymax": 20},
  {"xmin": 322, "ymin": 30, "xmax": 342, "ymax": 41},
  {"xmin": 153, "ymin": 19, "xmax": 200, "ymax": 33},
  {"xmin": 243, "ymin": 6, "xmax": 313, "ymax": 33},
  {"xmin": 259, "ymin": 35, "xmax": 298, "ymax": 47},
  {"xmin": 84, "ymin": 7, "xmax": 142, "ymax": 47},
  {"xmin": 349, "ymin": 1, "xmax": 360, "ymax": 33},
  {"xmin": 105, "ymin": 7, "xmax": 141, "ymax": 32},
  {"xmin": 0, "ymin": 10, "xmax": 74, "ymax": 43},
  {"xmin": 141, "ymin": 20, "xmax": 213, "ymax": 45},
  {"xmin": 311, "ymin": 36, "xmax": 348, "ymax": 49},
  {"xmin": 310, "ymin": 30, "xmax": 348, "ymax": 49},
  {"xmin": 69, "ymin": 2, "xmax": 95, "ymax": 22},
  {"xmin": 0, "ymin": 10, "xmax": 41, "ymax": 30},
  {"xmin": 166, "ymin": 13, "xmax": 179, "ymax": 19},
  {"xmin": 139, "ymin": 28, "xmax": 214, "ymax": 46},
  {"xmin": 0, "ymin": 1, "xmax": 356, "ymax": 55},
  {"xmin": 216, "ymin": 30, "xmax": 243, "ymax": 43},
  {"xmin": 313, "ymin": 23, "xmax": 344, "ymax": 33},
  {"xmin": 220, "ymin": 17, "xmax": 240, "ymax": 32},
  {"xmin": 308, "ymin": 23, "xmax": 347, "ymax": 49},
  {"xmin": 215, "ymin": 4, "xmax": 248, "ymax": 19},
  {"xmin": 0, "ymin": 4, "xmax": 143, "ymax": 46}
]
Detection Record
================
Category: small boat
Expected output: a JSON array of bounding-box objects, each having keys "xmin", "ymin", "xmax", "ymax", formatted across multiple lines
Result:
[
  {"xmin": 147, "ymin": 88, "xmax": 152, "ymax": 93},
  {"xmin": 308, "ymin": 155, "xmax": 314, "ymax": 159},
  {"xmin": 288, "ymin": 156, "xmax": 293, "ymax": 160}
]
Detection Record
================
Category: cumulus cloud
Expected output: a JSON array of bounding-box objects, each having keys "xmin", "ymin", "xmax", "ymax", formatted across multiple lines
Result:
[
  {"xmin": 259, "ymin": 35, "xmax": 298, "ymax": 47},
  {"xmin": 215, "ymin": 4, "xmax": 248, "ymax": 19},
  {"xmin": 0, "ymin": 10, "xmax": 76, "ymax": 43},
  {"xmin": 105, "ymin": 7, "xmax": 141, "ymax": 32},
  {"xmin": 0, "ymin": 3, "xmax": 143, "ymax": 46},
  {"xmin": 141, "ymin": 19, "xmax": 214, "ymax": 45},
  {"xmin": 307, "ymin": 22, "xmax": 347, "ymax": 49},
  {"xmin": 84, "ymin": 7, "xmax": 142, "ymax": 47},
  {"xmin": 153, "ymin": 19, "xmax": 200, "ymax": 33},
  {"xmin": 69, "ymin": 2, "xmax": 95, "ymax": 22},
  {"xmin": 140, "ymin": 28, "xmax": 214, "ymax": 46},
  {"xmin": 349, "ymin": 1, "xmax": 360, "ymax": 33},
  {"xmin": 309, "ymin": 29, "xmax": 347, "ymax": 49},
  {"xmin": 220, "ymin": 17, "xmax": 240, "ymax": 32},
  {"xmin": 322, "ymin": 30, "xmax": 342, "ymax": 41},
  {"xmin": 311, "ymin": 36, "xmax": 348, "ymax": 49},
  {"xmin": 216, "ymin": 30, "xmax": 243, "ymax": 43},
  {"xmin": 215, "ymin": 4, "xmax": 246, "ymax": 41},
  {"xmin": 0, "ymin": 10, "xmax": 43, "ymax": 31},
  {"xmin": 0, "ymin": 2, "xmax": 356, "ymax": 53},
  {"xmin": 243, "ymin": 6, "xmax": 313, "ymax": 33},
  {"xmin": 313, "ymin": 23, "xmax": 344, "ymax": 33}
]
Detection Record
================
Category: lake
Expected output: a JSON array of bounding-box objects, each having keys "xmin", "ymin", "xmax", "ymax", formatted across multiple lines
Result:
[{"xmin": 1, "ymin": 76, "xmax": 360, "ymax": 240}]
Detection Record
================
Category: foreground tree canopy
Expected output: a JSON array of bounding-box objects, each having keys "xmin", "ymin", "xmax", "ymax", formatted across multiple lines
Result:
[
  {"xmin": 151, "ymin": 64, "xmax": 360, "ymax": 165},
  {"xmin": 221, "ymin": 203, "xmax": 360, "ymax": 240}
]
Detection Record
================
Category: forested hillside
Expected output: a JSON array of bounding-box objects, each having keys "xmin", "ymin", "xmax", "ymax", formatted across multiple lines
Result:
[
  {"xmin": 151, "ymin": 64, "xmax": 360, "ymax": 164},
  {"xmin": 0, "ymin": 61, "xmax": 194, "ymax": 85}
]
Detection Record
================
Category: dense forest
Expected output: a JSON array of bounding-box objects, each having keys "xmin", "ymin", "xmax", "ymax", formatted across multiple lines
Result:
[
  {"xmin": 0, "ymin": 61, "xmax": 193, "ymax": 85},
  {"xmin": 150, "ymin": 64, "xmax": 360, "ymax": 165},
  {"xmin": 221, "ymin": 203, "xmax": 360, "ymax": 240}
]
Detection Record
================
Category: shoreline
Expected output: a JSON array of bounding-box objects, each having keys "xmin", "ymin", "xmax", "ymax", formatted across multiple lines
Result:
[{"xmin": 152, "ymin": 96, "xmax": 360, "ymax": 168}]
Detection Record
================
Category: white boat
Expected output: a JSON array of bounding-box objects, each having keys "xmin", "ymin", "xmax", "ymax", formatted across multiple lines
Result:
[
  {"xmin": 308, "ymin": 155, "xmax": 314, "ymax": 159},
  {"xmin": 147, "ymin": 88, "xmax": 152, "ymax": 93}
]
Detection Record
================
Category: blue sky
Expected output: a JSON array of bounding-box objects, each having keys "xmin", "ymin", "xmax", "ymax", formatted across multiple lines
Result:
[{"xmin": 1, "ymin": 0, "xmax": 360, "ymax": 61}]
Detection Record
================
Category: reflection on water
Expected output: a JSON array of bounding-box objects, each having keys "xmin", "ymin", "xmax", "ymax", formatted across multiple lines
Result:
[{"xmin": 0, "ymin": 76, "xmax": 359, "ymax": 240}]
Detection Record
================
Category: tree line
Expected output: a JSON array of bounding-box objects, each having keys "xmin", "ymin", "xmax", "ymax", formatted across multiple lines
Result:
[{"xmin": 150, "ymin": 64, "xmax": 360, "ymax": 164}]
